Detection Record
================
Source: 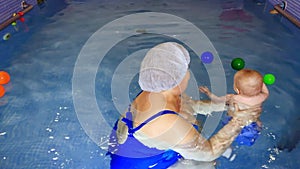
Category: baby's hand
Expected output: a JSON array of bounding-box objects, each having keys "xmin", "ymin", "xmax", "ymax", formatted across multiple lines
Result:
[{"xmin": 199, "ymin": 86, "xmax": 211, "ymax": 96}]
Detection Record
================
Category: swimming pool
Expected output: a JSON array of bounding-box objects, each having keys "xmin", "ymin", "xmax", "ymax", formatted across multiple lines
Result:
[{"xmin": 0, "ymin": 0, "xmax": 299, "ymax": 168}]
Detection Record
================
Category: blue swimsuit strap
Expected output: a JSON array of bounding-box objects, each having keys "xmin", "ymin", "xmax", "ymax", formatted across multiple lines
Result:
[{"xmin": 122, "ymin": 108, "xmax": 178, "ymax": 134}]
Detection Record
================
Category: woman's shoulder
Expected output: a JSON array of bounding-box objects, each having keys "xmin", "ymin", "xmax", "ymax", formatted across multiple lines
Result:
[
  {"xmin": 136, "ymin": 109, "xmax": 200, "ymax": 147},
  {"xmin": 138, "ymin": 109, "xmax": 193, "ymax": 137},
  {"xmin": 140, "ymin": 109, "xmax": 181, "ymax": 127}
]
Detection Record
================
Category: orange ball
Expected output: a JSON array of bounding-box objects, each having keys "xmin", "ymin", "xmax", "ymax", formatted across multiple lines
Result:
[
  {"xmin": 0, "ymin": 71, "xmax": 10, "ymax": 85},
  {"xmin": 0, "ymin": 85, "xmax": 5, "ymax": 98}
]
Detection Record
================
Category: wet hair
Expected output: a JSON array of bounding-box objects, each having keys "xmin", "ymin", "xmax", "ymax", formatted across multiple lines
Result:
[{"xmin": 234, "ymin": 69, "xmax": 263, "ymax": 96}]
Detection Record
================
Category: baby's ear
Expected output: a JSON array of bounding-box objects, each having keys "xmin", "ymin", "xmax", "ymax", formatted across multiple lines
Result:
[{"xmin": 235, "ymin": 88, "xmax": 240, "ymax": 94}]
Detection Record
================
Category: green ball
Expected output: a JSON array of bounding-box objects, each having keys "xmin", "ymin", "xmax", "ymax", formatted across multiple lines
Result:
[
  {"xmin": 231, "ymin": 58, "xmax": 245, "ymax": 70},
  {"xmin": 264, "ymin": 74, "xmax": 275, "ymax": 85}
]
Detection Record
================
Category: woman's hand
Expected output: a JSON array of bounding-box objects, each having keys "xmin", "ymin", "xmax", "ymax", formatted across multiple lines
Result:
[{"xmin": 231, "ymin": 103, "xmax": 262, "ymax": 126}]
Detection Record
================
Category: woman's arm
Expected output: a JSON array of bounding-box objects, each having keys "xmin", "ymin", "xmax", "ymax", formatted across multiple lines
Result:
[
  {"xmin": 180, "ymin": 93, "xmax": 227, "ymax": 116},
  {"xmin": 135, "ymin": 104, "xmax": 261, "ymax": 162},
  {"xmin": 180, "ymin": 104, "xmax": 261, "ymax": 161}
]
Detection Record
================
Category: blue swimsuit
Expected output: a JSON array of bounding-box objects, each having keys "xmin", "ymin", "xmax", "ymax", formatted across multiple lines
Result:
[
  {"xmin": 108, "ymin": 109, "xmax": 183, "ymax": 169},
  {"xmin": 223, "ymin": 116, "xmax": 262, "ymax": 146}
]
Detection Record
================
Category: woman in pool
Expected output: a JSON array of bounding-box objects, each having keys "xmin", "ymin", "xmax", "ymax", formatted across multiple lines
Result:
[{"xmin": 107, "ymin": 42, "xmax": 261, "ymax": 169}]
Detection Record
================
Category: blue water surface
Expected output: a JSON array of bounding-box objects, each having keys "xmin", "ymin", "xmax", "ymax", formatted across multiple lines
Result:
[{"xmin": 0, "ymin": 0, "xmax": 299, "ymax": 169}]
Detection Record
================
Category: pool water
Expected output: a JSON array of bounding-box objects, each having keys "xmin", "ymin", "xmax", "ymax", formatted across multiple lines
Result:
[{"xmin": 0, "ymin": 0, "xmax": 299, "ymax": 169}]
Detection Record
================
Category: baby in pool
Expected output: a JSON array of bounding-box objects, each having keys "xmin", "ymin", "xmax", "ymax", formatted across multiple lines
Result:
[
  {"xmin": 199, "ymin": 69, "xmax": 269, "ymax": 146},
  {"xmin": 178, "ymin": 68, "xmax": 268, "ymax": 163}
]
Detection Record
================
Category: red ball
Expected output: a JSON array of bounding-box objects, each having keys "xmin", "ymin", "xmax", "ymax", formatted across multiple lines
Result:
[
  {"xmin": 0, "ymin": 71, "xmax": 10, "ymax": 85},
  {"xmin": 18, "ymin": 12, "xmax": 24, "ymax": 16},
  {"xmin": 19, "ymin": 17, "xmax": 25, "ymax": 22},
  {"xmin": 0, "ymin": 85, "xmax": 5, "ymax": 98}
]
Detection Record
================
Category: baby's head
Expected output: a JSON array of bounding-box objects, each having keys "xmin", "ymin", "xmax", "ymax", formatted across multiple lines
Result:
[{"xmin": 233, "ymin": 69, "xmax": 263, "ymax": 96}]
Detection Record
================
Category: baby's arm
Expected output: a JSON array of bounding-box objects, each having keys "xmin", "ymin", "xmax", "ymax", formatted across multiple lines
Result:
[
  {"xmin": 199, "ymin": 86, "xmax": 233, "ymax": 103},
  {"xmin": 260, "ymin": 83, "xmax": 269, "ymax": 101}
]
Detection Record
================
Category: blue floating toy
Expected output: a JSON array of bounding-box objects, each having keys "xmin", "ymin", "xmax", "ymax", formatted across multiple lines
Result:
[{"xmin": 201, "ymin": 51, "xmax": 214, "ymax": 64}]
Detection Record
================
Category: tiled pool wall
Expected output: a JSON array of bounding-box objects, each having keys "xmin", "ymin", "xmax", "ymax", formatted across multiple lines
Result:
[
  {"xmin": 0, "ymin": 0, "xmax": 299, "ymax": 40},
  {"xmin": 0, "ymin": 0, "xmax": 37, "ymax": 39},
  {"xmin": 268, "ymin": 0, "xmax": 300, "ymax": 20},
  {"xmin": 0, "ymin": 0, "xmax": 37, "ymax": 24},
  {"xmin": 267, "ymin": 0, "xmax": 300, "ymax": 33}
]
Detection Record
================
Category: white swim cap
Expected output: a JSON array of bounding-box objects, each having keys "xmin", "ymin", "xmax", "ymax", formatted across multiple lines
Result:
[{"xmin": 138, "ymin": 42, "xmax": 190, "ymax": 92}]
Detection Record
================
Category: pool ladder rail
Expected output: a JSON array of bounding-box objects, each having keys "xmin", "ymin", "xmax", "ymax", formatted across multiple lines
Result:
[
  {"xmin": 0, "ymin": 4, "xmax": 33, "ymax": 31},
  {"xmin": 271, "ymin": 3, "xmax": 300, "ymax": 29}
]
